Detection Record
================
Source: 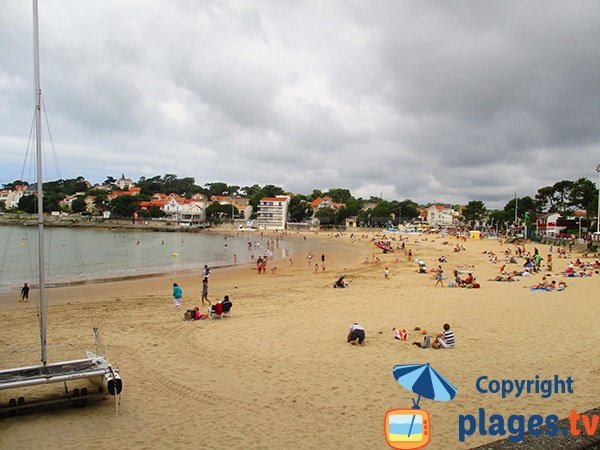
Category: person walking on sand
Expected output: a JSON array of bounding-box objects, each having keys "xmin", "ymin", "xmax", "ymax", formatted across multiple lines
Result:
[
  {"xmin": 172, "ymin": 283, "xmax": 183, "ymax": 309},
  {"xmin": 435, "ymin": 266, "xmax": 444, "ymax": 287},
  {"xmin": 201, "ymin": 277, "xmax": 209, "ymax": 306},
  {"xmin": 19, "ymin": 282, "xmax": 29, "ymax": 302}
]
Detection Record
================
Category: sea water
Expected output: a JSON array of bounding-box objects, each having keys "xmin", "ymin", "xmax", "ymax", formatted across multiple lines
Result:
[{"xmin": 0, "ymin": 226, "xmax": 331, "ymax": 292}]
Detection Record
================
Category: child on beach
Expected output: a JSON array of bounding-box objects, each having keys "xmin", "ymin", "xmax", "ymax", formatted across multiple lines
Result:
[
  {"xmin": 412, "ymin": 329, "xmax": 431, "ymax": 348},
  {"xmin": 384, "ymin": 267, "xmax": 390, "ymax": 279},
  {"xmin": 172, "ymin": 283, "xmax": 183, "ymax": 309},
  {"xmin": 201, "ymin": 277, "xmax": 209, "ymax": 306},
  {"xmin": 432, "ymin": 323, "xmax": 455, "ymax": 349},
  {"xmin": 19, "ymin": 282, "xmax": 29, "ymax": 302},
  {"xmin": 435, "ymin": 266, "xmax": 444, "ymax": 287}
]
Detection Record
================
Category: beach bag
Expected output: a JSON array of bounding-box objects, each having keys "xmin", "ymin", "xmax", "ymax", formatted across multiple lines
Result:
[
  {"xmin": 184, "ymin": 310, "xmax": 194, "ymax": 320},
  {"xmin": 472, "ymin": 283, "xmax": 480, "ymax": 289}
]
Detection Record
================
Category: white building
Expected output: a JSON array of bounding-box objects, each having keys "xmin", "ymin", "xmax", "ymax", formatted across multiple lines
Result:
[
  {"xmin": 163, "ymin": 194, "xmax": 206, "ymax": 223},
  {"xmin": 427, "ymin": 204, "xmax": 456, "ymax": 228},
  {"xmin": 257, "ymin": 196, "xmax": 290, "ymax": 230},
  {"xmin": 535, "ymin": 213, "xmax": 564, "ymax": 237},
  {"xmin": 0, "ymin": 186, "xmax": 27, "ymax": 209},
  {"xmin": 115, "ymin": 174, "xmax": 134, "ymax": 190}
]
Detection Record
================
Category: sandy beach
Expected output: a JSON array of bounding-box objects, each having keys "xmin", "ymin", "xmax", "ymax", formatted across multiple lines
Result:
[{"xmin": 1, "ymin": 230, "xmax": 599, "ymax": 449}]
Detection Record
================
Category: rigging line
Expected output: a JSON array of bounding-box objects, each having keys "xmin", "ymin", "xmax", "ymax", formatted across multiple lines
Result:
[
  {"xmin": 20, "ymin": 114, "xmax": 36, "ymax": 183},
  {"xmin": 24, "ymin": 229, "xmax": 36, "ymax": 288},
  {"xmin": 41, "ymin": 97, "xmax": 62, "ymax": 180},
  {"xmin": 68, "ymin": 230, "xmax": 108, "ymax": 357},
  {"xmin": 0, "ymin": 227, "xmax": 13, "ymax": 287}
]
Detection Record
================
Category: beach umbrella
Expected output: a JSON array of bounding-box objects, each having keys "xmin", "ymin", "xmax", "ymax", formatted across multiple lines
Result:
[
  {"xmin": 392, "ymin": 363, "xmax": 457, "ymax": 438},
  {"xmin": 392, "ymin": 363, "xmax": 457, "ymax": 408}
]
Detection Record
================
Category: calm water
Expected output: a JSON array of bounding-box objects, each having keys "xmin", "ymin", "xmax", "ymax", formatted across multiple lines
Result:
[{"xmin": 0, "ymin": 226, "xmax": 334, "ymax": 292}]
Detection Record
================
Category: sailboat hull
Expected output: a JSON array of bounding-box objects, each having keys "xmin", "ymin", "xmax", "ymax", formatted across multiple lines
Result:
[{"xmin": 0, "ymin": 355, "xmax": 122, "ymax": 396}]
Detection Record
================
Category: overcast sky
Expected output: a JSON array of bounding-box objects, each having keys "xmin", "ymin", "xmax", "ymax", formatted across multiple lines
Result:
[{"xmin": 1, "ymin": 1, "xmax": 599, "ymax": 207}]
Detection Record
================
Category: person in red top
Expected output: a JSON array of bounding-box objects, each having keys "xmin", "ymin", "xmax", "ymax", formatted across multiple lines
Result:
[{"xmin": 462, "ymin": 273, "xmax": 474, "ymax": 286}]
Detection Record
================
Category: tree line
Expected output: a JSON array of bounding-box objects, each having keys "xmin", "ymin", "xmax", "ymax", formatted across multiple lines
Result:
[{"xmin": 1, "ymin": 174, "xmax": 597, "ymax": 229}]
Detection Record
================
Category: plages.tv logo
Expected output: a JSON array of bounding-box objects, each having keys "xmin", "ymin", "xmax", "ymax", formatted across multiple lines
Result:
[{"xmin": 385, "ymin": 363, "xmax": 457, "ymax": 449}]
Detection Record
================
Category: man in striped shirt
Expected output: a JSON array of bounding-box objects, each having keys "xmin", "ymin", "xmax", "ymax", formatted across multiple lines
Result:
[{"xmin": 432, "ymin": 323, "xmax": 455, "ymax": 349}]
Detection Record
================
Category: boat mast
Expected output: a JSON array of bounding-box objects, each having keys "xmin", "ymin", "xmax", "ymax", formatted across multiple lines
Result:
[{"xmin": 33, "ymin": 0, "xmax": 47, "ymax": 366}]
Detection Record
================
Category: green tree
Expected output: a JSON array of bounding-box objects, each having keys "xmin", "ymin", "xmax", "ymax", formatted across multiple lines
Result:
[
  {"xmin": 205, "ymin": 182, "xmax": 230, "ymax": 197},
  {"xmin": 71, "ymin": 196, "xmax": 87, "ymax": 213},
  {"xmin": 3, "ymin": 180, "xmax": 29, "ymax": 190},
  {"xmin": 462, "ymin": 200, "xmax": 486, "ymax": 226},
  {"xmin": 325, "ymin": 188, "xmax": 352, "ymax": 203},
  {"xmin": 205, "ymin": 203, "xmax": 234, "ymax": 221},
  {"xmin": 397, "ymin": 199, "xmax": 419, "ymax": 222},
  {"xmin": 370, "ymin": 201, "xmax": 392, "ymax": 224},
  {"xmin": 569, "ymin": 178, "xmax": 597, "ymax": 219},
  {"xmin": 309, "ymin": 189, "xmax": 323, "ymax": 201},
  {"xmin": 288, "ymin": 196, "xmax": 312, "ymax": 222},
  {"xmin": 314, "ymin": 207, "xmax": 336, "ymax": 225},
  {"xmin": 262, "ymin": 185, "xmax": 286, "ymax": 198},
  {"xmin": 109, "ymin": 195, "xmax": 140, "ymax": 217},
  {"xmin": 18, "ymin": 195, "xmax": 36, "ymax": 213},
  {"xmin": 504, "ymin": 196, "xmax": 535, "ymax": 224},
  {"xmin": 343, "ymin": 197, "xmax": 362, "ymax": 217}
]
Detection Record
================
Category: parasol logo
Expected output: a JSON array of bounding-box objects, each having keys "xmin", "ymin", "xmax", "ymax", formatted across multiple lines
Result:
[{"xmin": 385, "ymin": 363, "xmax": 457, "ymax": 449}]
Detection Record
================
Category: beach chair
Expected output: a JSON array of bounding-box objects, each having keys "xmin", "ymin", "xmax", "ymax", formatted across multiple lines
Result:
[{"xmin": 221, "ymin": 301, "xmax": 233, "ymax": 317}]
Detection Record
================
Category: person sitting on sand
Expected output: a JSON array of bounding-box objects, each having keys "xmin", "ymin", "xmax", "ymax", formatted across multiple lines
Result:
[
  {"xmin": 453, "ymin": 270, "xmax": 462, "ymax": 287},
  {"xmin": 432, "ymin": 323, "xmax": 455, "ymax": 349},
  {"xmin": 193, "ymin": 306, "xmax": 208, "ymax": 320},
  {"xmin": 412, "ymin": 329, "xmax": 431, "ymax": 348},
  {"xmin": 347, "ymin": 323, "xmax": 365, "ymax": 346},
  {"xmin": 334, "ymin": 275, "xmax": 348, "ymax": 288},
  {"xmin": 461, "ymin": 273, "xmax": 474, "ymax": 287}
]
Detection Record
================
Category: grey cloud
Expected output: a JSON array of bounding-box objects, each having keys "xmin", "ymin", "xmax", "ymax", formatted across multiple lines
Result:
[{"xmin": 2, "ymin": 1, "xmax": 599, "ymax": 209}]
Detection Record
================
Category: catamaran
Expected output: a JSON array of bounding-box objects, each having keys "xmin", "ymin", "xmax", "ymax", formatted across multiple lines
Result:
[{"xmin": 0, "ymin": 0, "xmax": 122, "ymax": 414}]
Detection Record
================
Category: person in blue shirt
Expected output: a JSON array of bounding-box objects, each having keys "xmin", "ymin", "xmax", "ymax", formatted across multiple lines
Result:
[{"xmin": 172, "ymin": 283, "xmax": 183, "ymax": 309}]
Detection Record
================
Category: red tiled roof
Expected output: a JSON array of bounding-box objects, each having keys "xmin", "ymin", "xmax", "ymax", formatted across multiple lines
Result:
[{"xmin": 261, "ymin": 197, "xmax": 288, "ymax": 202}]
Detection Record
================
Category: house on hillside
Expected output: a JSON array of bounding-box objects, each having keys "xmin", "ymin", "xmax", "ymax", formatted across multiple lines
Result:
[
  {"xmin": 427, "ymin": 204, "xmax": 456, "ymax": 228},
  {"xmin": 310, "ymin": 196, "xmax": 346, "ymax": 212},
  {"xmin": 0, "ymin": 185, "xmax": 28, "ymax": 209},
  {"xmin": 115, "ymin": 174, "xmax": 134, "ymax": 190},
  {"xmin": 256, "ymin": 196, "xmax": 290, "ymax": 230},
  {"xmin": 138, "ymin": 193, "xmax": 207, "ymax": 224},
  {"xmin": 107, "ymin": 187, "xmax": 141, "ymax": 201},
  {"xmin": 210, "ymin": 195, "xmax": 251, "ymax": 219},
  {"xmin": 58, "ymin": 193, "xmax": 86, "ymax": 211}
]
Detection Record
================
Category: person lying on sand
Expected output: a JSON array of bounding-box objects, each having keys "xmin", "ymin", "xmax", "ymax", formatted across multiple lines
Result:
[
  {"xmin": 334, "ymin": 275, "xmax": 348, "ymax": 288},
  {"xmin": 489, "ymin": 275, "xmax": 517, "ymax": 282}
]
